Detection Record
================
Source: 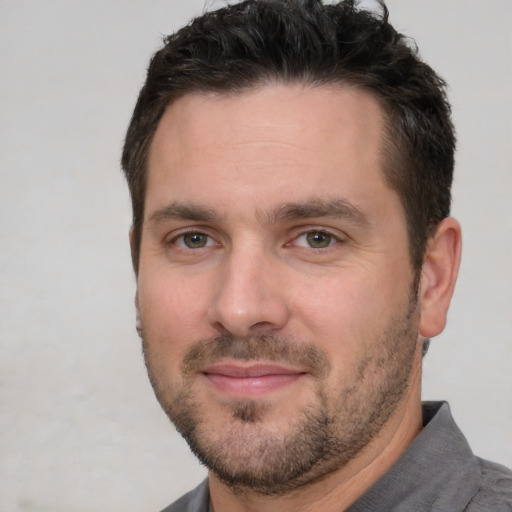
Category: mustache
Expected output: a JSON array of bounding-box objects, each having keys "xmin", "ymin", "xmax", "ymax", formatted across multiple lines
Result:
[{"xmin": 181, "ymin": 334, "xmax": 330, "ymax": 378}]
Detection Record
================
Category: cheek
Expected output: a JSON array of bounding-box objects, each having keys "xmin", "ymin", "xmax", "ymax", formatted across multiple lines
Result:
[
  {"xmin": 293, "ymin": 270, "xmax": 373, "ymax": 327},
  {"xmin": 292, "ymin": 269, "xmax": 408, "ymax": 359},
  {"xmin": 137, "ymin": 271, "xmax": 211, "ymax": 353}
]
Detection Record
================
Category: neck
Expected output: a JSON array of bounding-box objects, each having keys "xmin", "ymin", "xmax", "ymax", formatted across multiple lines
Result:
[{"xmin": 209, "ymin": 357, "xmax": 423, "ymax": 512}]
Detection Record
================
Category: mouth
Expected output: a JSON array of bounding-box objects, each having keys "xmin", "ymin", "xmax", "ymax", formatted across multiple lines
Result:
[{"xmin": 201, "ymin": 362, "xmax": 307, "ymax": 398}]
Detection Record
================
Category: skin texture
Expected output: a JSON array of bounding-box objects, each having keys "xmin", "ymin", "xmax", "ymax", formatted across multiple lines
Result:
[{"xmin": 134, "ymin": 84, "xmax": 461, "ymax": 512}]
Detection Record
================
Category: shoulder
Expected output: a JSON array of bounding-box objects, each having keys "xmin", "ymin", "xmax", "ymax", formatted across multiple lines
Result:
[
  {"xmin": 465, "ymin": 458, "xmax": 512, "ymax": 511},
  {"xmin": 159, "ymin": 480, "xmax": 209, "ymax": 512}
]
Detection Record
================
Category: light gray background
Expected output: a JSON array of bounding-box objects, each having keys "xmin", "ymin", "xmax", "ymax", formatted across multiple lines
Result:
[{"xmin": 1, "ymin": 1, "xmax": 511, "ymax": 511}]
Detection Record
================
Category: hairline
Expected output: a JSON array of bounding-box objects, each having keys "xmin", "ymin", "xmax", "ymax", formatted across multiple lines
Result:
[{"xmin": 130, "ymin": 78, "xmax": 424, "ymax": 274}]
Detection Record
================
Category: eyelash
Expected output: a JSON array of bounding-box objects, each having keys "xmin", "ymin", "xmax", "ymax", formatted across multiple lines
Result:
[
  {"xmin": 168, "ymin": 227, "xmax": 343, "ymax": 252},
  {"xmin": 290, "ymin": 229, "xmax": 340, "ymax": 249},
  {"xmin": 169, "ymin": 230, "xmax": 218, "ymax": 250}
]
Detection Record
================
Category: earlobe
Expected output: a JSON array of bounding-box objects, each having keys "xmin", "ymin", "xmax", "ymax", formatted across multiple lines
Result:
[
  {"xmin": 128, "ymin": 227, "xmax": 139, "ymax": 276},
  {"xmin": 418, "ymin": 217, "xmax": 462, "ymax": 338},
  {"xmin": 135, "ymin": 290, "xmax": 143, "ymax": 338},
  {"xmin": 131, "ymin": 227, "xmax": 142, "ymax": 335}
]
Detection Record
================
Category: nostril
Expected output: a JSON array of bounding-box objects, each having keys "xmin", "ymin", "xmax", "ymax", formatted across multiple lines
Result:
[
  {"xmin": 211, "ymin": 321, "xmax": 231, "ymax": 336},
  {"xmin": 206, "ymin": 259, "xmax": 291, "ymax": 337},
  {"xmin": 250, "ymin": 320, "xmax": 274, "ymax": 332}
]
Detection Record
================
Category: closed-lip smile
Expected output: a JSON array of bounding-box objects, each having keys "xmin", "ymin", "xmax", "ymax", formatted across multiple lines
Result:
[{"xmin": 201, "ymin": 362, "xmax": 307, "ymax": 397}]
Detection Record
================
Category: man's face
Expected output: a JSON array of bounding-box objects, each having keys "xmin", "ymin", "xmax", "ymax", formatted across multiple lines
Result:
[{"xmin": 136, "ymin": 84, "xmax": 422, "ymax": 493}]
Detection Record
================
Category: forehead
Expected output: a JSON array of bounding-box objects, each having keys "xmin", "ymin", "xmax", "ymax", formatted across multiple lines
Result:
[
  {"xmin": 146, "ymin": 83, "xmax": 392, "ymax": 219},
  {"xmin": 151, "ymin": 83, "xmax": 384, "ymax": 160}
]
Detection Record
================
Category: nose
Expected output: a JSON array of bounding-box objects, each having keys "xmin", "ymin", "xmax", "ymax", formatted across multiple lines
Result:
[{"xmin": 207, "ymin": 246, "xmax": 291, "ymax": 338}]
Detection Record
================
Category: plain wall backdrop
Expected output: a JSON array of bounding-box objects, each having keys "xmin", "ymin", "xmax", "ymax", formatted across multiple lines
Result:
[{"xmin": 1, "ymin": 1, "xmax": 511, "ymax": 511}]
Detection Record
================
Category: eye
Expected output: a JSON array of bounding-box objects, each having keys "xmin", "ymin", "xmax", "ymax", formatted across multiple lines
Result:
[
  {"xmin": 175, "ymin": 232, "xmax": 216, "ymax": 249},
  {"xmin": 293, "ymin": 230, "xmax": 337, "ymax": 249}
]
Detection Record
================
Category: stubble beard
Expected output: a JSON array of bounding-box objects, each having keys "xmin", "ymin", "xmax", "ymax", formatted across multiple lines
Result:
[{"xmin": 142, "ymin": 292, "xmax": 420, "ymax": 496}]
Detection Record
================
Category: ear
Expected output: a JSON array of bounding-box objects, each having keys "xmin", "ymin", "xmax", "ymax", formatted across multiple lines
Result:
[
  {"xmin": 418, "ymin": 217, "xmax": 462, "ymax": 338},
  {"xmin": 128, "ymin": 227, "xmax": 140, "ymax": 276},
  {"xmin": 135, "ymin": 289, "xmax": 143, "ymax": 337},
  {"xmin": 129, "ymin": 227, "xmax": 135, "ymax": 261},
  {"xmin": 129, "ymin": 228, "xmax": 143, "ymax": 336}
]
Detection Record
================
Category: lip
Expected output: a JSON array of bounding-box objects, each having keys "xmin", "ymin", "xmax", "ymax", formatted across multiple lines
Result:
[{"xmin": 201, "ymin": 362, "xmax": 306, "ymax": 398}]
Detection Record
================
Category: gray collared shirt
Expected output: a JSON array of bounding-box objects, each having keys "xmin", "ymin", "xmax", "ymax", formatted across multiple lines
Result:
[{"xmin": 162, "ymin": 402, "xmax": 512, "ymax": 512}]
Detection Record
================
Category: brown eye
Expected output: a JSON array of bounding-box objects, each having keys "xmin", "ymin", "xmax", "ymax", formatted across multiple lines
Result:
[{"xmin": 305, "ymin": 231, "xmax": 332, "ymax": 248}]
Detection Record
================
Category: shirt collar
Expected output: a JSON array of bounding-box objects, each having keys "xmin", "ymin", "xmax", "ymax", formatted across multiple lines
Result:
[
  {"xmin": 194, "ymin": 402, "xmax": 480, "ymax": 512},
  {"xmin": 346, "ymin": 401, "xmax": 481, "ymax": 512}
]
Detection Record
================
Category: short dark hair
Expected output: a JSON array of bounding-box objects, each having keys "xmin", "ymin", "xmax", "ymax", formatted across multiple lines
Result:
[{"xmin": 122, "ymin": 0, "xmax": 455, "ymax": 272}]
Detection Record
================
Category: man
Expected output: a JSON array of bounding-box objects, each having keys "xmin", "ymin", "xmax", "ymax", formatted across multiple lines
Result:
[{"xmin": 121, "ymin": 0, "xmax": 512, "ymax": 510}]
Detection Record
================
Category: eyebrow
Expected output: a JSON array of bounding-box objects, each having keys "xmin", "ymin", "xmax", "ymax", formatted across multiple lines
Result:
[
  {"xmin": 148, "ymin": 202, "xmax": 218, "ymax": 225},
  {"xmin": 147, "ymin": 197, "xmax": 369, "ymax": 227},
  {"xmin": 266, "ymin": 198, "xmax": 369, "ymax": 226}
]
